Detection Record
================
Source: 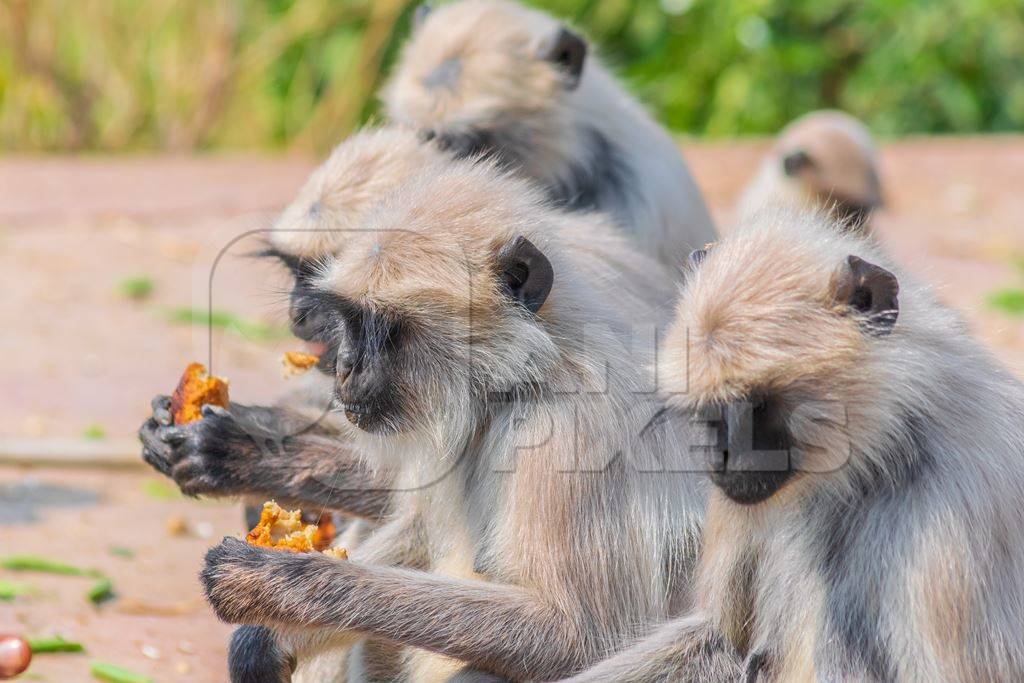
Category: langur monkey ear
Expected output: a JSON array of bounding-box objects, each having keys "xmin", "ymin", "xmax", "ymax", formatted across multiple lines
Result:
[
  {"xmin": 782, "ymin": 149, "xmax": 812, "ymax": 177},
  {"xmin": 539, "ymin": 27, "xmax": 587, "ymax": 90},
  {"xmin": 496, "ymin": 236, "xmax": 555, "ymax": 314},
  {"xmin": 413, "ymin": 3, "xmax": 432, "ymax": 29},
  {"xmin": 689, "ymin": 248, "xmax": 708, "ymax": 268},
  {"xmin": 835, "ymin": 255, "xmax": 899, "ymax": 335}
]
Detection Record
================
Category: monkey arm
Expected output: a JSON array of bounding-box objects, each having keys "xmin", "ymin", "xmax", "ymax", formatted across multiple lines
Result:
[
  {"xmin": 202, "ymin": 537, "xmax": 590, "ymax": 680},
  {"xmin": 226, "ymin": 513, "xmax": 428, "ymax": 683},
  {"xmin": 139, "ymin": 398, "xmax": 391, "ymax": 520},
  {"xmin": 554, "ymin": 615, "xmax": 742, "ymax": 683}
]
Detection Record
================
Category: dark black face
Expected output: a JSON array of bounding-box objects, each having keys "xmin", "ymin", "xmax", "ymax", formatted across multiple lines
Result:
[
  {"xmin": 259, "ymin": 247, "xmax": 335, "ymax": 373},
  {"xmin": 701, "ymin": 394, "xmax": 794, "ymax": 505},
  {"xmin": 309, "ymin": 291, "xmax": 406, "ymax": 434}
]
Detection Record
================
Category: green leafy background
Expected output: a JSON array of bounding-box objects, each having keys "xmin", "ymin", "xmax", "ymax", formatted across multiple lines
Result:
[{"xmin": 1, "ymin": 0, "xmax": 1022, "ymax": 153}]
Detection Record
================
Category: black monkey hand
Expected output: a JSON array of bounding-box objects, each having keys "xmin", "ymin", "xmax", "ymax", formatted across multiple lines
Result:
[{"xmin": 139, "ymin": 400, "xmax": 275, "ymax": 497}]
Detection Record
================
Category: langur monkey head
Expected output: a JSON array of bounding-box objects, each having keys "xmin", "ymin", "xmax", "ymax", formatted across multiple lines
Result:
[
  {"xmin": 750, "ymin": 110, "xmax": 883, "ymax": 233},
  {"xmin": 383, "ymin": 0, "xmax": 588, "ymax": 168},
  {"xmin": 259, "ymin": 127, "xmax": 450, "ymax": 370},
  {"xmin": 661, "ymin": 210, "xmax": 904, "ymax": 505},
  {"xmin": 309, "ymin": 159, "xmax": 577, "ymax": 445}
]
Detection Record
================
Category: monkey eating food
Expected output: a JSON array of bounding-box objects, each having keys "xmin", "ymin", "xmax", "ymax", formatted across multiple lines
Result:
[
  {"xmin": 280, "ymin": 351, "xmax": 320, "ymax": 378},
  {"xmin": 170, "ymin": 362, "xmax": 229, "ymax": 425},
  {"xmin": 199, "ymin": 155, "xmax": 706, "ymax": 682}
]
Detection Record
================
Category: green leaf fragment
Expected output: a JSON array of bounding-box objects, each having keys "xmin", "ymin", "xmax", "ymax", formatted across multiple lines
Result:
[
  {"xmin": 141, "ymin": 478, "xmax": 182, "ymax": 501},
  {"xmin": 163, "ymin": 307, "xmax": 289, "ymax": 341},
  {"xmin": 83, "ymin": 423, "xmax": 107, "ymax": 440},
  {"xmin": 987, "ymin": 288, "xmax": 1024, "ymax": 316},
  {"xmin": 90, "ymin": 662, "xmax": 154, "ymax": 683},
  {"xmin": 117, "ymin": 276, "xmax": 155, "ymax": 300},
  {"xmin": 1, "ymin": 555, "xmax": 102, "ymax": 577},
  {"xmin": 0, "ymin": 579, "xmax": 35, "ymax": 600},
  {"xmin": 28, "ymin": 635, "xmax": 85, "ymax": 653},
  {"xmin": 87, "ymin": 577, "xmax": 115, "ymax": 604}
]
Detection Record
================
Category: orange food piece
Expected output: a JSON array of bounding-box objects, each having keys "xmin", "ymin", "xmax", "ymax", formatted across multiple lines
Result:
[
  {"xmin": 170, "ymin": 362, "xmax": 229, "ymax": 425},
  {"xmin": 245, "ymin": 501, "xmax": 338, "ymax": 553},
  {"xmin": 323, "ymin": 547, "xmax": 349, "ymax": 560},
  {"xmin": 281, "ymin": 351, "xmax": 320, "ymax": 378}
]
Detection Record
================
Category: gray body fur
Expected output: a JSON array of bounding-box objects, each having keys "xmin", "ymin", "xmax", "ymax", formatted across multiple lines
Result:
[
  {"xmin": 560, "ymin": 211, "xmax": 1024, "ymax": 682},
  {"xmin": 200, "ymin": 160, "xmax": 708, "ymax": 681}
]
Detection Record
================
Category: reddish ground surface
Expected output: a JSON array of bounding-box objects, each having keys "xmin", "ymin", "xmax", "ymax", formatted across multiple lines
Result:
[{"xmin": 1, "ymin": 137, "xmax": 1023, "ymax": 681}]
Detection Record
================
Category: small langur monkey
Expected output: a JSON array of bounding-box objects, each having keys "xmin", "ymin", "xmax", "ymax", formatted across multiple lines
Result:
[
  {"xmin": 199, "ymin": 157, "xmax": 708, "ymax": 682},
  {"xmin": 559, "ymin": 209, "xmax": 1024, "ymax": 682},
  {"xmin": 738, "ymin": 110, "xmax": 882, "ymax": 234},
  {"xmin": 383, "ymin": 0, "xmax": 716, "ymax": 269}
]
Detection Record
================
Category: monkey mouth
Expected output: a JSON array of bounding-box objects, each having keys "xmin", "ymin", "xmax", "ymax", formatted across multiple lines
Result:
[
  {"xmin": 341, "ymin": 402, "xmax": 371, "ymax": 416},
  {"xmin": 711, "ymin": 449, "xmax": 794, "ymax": 505},
  {"xmin": 339, "ymin": 402, "xmax": 378, "ymax": 429}
]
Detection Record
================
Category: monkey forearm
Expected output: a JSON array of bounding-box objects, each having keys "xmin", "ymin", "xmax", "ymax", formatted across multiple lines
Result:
[
  {"xmin": 555, "ymin": 615, "xmax": 741, "ymax": 683},
  {"xmin": 242, "ymin": 434, "xmax": 392, "ymax": 520},
  {"xmin": 141, "ymin": 399, "xmax": 392, "ymax": 519},
  {"xmin": 204, "ymin": 540, "xmax": 587, "ymax": 680},
  {"xmin": 234, "ymin": 408, "xmax": 394, "ymax": 520}
]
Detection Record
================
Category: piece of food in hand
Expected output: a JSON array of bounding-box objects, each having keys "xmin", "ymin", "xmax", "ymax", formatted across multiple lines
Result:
[
  {"xmin": 170, "ymin": 362, "xmax": 229, "ymax": 424},
  {"xmin": 245, "ymin": 502, "xmax": 338, "ymax": 553},
  {"xmin": 281, "ymin": 351, "xmax": 320, "ymax": 378},
  {"xmin": 0, "ymin": 635, "xmax": 31, "ymax": 678}
]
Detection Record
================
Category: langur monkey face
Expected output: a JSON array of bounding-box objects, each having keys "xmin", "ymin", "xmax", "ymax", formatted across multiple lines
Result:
[
  {"xmin": 259, "ymin": 128, "xmax": 451, "ymax": 372},
  {"xmin": 313, "ymin": 229, "xmax": 555, "ymax": 436},
  {"xmin": 774, "ymin": 110, "xmax": 882, "ymax": 233},
  {"xmin": 384, "ymin": 1, "xmax": 587, "ymax": 161},
  {"xmin": 664, "ymin": 222, "xmax": 900, "ymax": 504}
]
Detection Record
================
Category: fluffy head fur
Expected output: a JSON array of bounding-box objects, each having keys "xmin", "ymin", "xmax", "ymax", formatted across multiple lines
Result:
[
  {"xmin": 270, "ymin": 126, "xmax": 451, "ymax": 259},
  {"xmin": 739, "ymin": 110, "xmax": 881, "ymax": 234},
  {"xmin": 383, "ymin": 0, "xmax": 716, "ymax": 267},
  {"xmin": 384, "ymin": 0, "xmax": 583, "ymax": 173},
  {"xmin": 661, "ymin": 207, "xmax": 952, "ymax": 501}
]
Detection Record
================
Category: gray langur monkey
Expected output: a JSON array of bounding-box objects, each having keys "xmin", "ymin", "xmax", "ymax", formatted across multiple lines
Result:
[
  {"xmin": 139, "ymin": 126, "xmax": 452, "ymax": 512},
  {"xmin": 738, "ymin": 110, "xmax": 882, "ymax": 234},
  {"xmin": 199, "ymin": 157, "xmax": 708, "ymax": 682},
  {"xmin": 383, "ymin": 0, "xmax": 716, "ymax": 270},
  {"xmin": 138, "ymin": 126, "xmax": 454, "ymax": 683},
  {"xmin": 558, "ymin": 208, "xmax": 1024, "ymax": 682}
]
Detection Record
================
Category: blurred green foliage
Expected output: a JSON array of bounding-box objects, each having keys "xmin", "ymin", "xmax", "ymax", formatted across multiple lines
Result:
[{"xmin": 1, "ymin": 0, "xmax": 1021, "ymax": 153}]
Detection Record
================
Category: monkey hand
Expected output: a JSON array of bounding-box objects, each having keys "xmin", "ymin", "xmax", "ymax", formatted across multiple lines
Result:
[
  {"xmin": 139, "ymin": 399, "xmax": 267, "ymax": 497},
  {"xmin": 228, "ymin": 626, "xmax": 294, "ymax": 683},
  {"xmin": 202, "ymin": 536, "xmax": 338, "ymax": 626}
]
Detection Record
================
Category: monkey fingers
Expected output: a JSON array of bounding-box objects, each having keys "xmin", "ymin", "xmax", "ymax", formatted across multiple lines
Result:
[
  {"xmin": 138, "ymin": 417, "xmax": 177, "ymax": 474},
  {"xmin": 151, "ymin": 394, "xmax": 173, "ymax": 426},
  {"xmin": 202, "ymin": 537, "xmax": 317, "ymax": 625}
]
